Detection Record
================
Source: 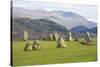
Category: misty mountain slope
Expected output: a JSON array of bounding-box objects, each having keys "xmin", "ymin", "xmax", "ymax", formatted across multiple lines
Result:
[
  {"xmin": 70, "ymin": 25, "xmax": 97, "ymax": 34},
  {"xmin": 52, "ymin": 11, "xmax": 97, "ymax": 29},
  {"xmin": 70, "ymin": 25, "xmax": 89, "ymax": 33},
  {"xmin": 13, "ymin": 7, "xmax": 33, "ymax": 18},
  {"xmin": 13, "ymin": 7, "xmax": 97, "ymax": 30},
  {"xmin": 13, "ymin": 7, "xmax": 51, "ymax": 19},
  {"xmin": 12, "ymin": 18, "xmax": 68, "ymax": 40}
]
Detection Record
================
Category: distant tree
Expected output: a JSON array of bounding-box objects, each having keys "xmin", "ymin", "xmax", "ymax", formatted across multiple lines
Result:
[{"xmin": 74, "ymin": 33, "xmax": 79, "ymax": 41}]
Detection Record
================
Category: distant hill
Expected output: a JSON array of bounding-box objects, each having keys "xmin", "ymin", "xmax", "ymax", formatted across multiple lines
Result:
[
  {"xmin": 70, "ymin": 25, "xmax": 89, "ymax": 33},
  {"xmin": 12, "ymin": 18, "xmax": 68, "ymax": 40},
  {"xmin": 71, "ymin": 25, "xmax": 97, "ymax": 34},
  {"xmin": 89, "ymin": 27, "xmax": 97, "ymax": 34},
  {"xmin": 13, "ymin": 7, "xmax": 97, "ymax": 30}
]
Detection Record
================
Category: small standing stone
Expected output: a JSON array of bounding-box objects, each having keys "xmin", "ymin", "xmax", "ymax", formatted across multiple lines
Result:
[
  {"xmin": 80, "ymin": 32, "xmax": 92, "ymax": 45},
  {"xmin": 24, "ymin": 41, "xmax": 32, "ymax": 51},
  {"xmin": 32, "ymin": 40, "xmax": 40, "ymax": 50}
]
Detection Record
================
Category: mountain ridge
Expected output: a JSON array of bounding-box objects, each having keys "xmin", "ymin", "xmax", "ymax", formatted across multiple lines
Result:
[
  {"xmin": 13, "ymin": 7, "xmax": 97, "ymax": 30},
  {"xmin": 12, "ymin": 18, "xmax": 68, "ymax": 40}
]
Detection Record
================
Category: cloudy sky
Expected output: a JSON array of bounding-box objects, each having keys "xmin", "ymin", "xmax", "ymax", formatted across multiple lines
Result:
[{"xmin": 13, "ymin": 0, "xmax": 98, "ymax": 22}]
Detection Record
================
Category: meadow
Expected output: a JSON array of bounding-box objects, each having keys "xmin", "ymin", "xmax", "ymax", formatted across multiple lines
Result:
[{"xmin": 12, "ymin": 38, "xmax": 97, "ymax": 66}]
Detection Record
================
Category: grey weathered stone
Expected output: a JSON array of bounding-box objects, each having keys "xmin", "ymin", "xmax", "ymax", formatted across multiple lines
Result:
[
  {"xmin": 23, "ymin": 31, "xmax": 28, "ymax": 41},
  {"xmin": 53, "ymin": 32, "xmax": 59, "ymax": 41},
  {"xmin": 24, "ymin": 41, "xmax": 32, "ymax": 51},
  {"xmin": 49, "ymin": 33, "xmax": 53, "ymax": 40},
  {"xmin": 81, "ymin": 32, "xmax": 92, "ymax": 45},
  {"xmin": 32, "ymin": 40, "xmax": 40, "ymax": 50},
  {"xmin": 57, "ymin": 37, "xmax": 66, "ymax": 48},
  {"xmin": 67, "ymin": 32, "xmax": 73, "ymax": 41},
  {"xmin": 85, "ymin": 32, "xmax": 91, "ymax": 42}
]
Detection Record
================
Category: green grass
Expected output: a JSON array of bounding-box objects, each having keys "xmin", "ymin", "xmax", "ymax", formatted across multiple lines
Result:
[{"xmin": 12, "ymin": 38, "xmax": 97, "ymax": 66}]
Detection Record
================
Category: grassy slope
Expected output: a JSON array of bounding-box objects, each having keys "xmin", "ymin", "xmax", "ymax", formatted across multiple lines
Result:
[{"xmin": 12, "ymin": 38, "xmax": 97, "ymax": 66}]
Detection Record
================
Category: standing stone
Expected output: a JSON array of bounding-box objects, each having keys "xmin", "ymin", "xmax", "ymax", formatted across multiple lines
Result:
[
  {"xmin": 23, "ymin": 31, "xmax": 28, "ymax": 41},
  {"xmin": 80, "ymin": 32, "xmax": 92, "ymax": 45},
  {"xmin": 24, "ymin": 41, "xmax": 32, "ymax": 51},
  {"xmin": 68, "ymin": 32, "xmax": 73, "ymax": 41},
  {"xmin": 57, "ymin": 37, "xmax": 66, "ymax": 48},
  {"xmin": 85, "ymin": 32, "xmax": 91, "ymax": 42},
  {"xmin": 49, "ymin": 33, "xmax": 53, "ymax": 40},
  {"xmin": 32, "ymin": 40, "xmax": 40, "ymax": 50},
  {"xmin": 53, "ymin": 32, "xmax": 59, "ymax": 41}
]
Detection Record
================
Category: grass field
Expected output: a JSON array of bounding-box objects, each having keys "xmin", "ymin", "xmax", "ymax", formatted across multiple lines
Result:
[{"xmin": 12, "ymin": 38, "xmax": 97, "ymax": 66}]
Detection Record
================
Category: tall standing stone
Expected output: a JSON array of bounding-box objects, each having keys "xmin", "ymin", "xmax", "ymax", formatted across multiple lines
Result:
[
  {"xmin": 32, "ymin": 40, "xmax": 40, "ymax": 50},
  {"xmin": 49, "ymin": 33, "xmax": 53, "ymax": 40},
  {"xmin": 53, "ymin": 32, "xmax": 59, "ymax": 41},
  {"xmin": 23, "ymin": 31, "xmax": 28, "ymax": 41},
  {"xmin": 68, "ymin": 32, "xmax": 73, "ymax": 41},
  {"xmin": 57, "ymin": 37, "xmax": 66, "ymax": 48},
  {"xmin": 85, "ymin": 32, "xmax": 91, "ymax": 42}
]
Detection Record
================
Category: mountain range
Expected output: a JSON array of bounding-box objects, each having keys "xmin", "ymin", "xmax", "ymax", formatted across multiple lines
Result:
[
  {"xmin": 12, "ymin": 7, "xmax": 97, "ymax": 40},
  {"xmin": 13, "ymin": 7, "xmax": 97, "ymax": 29}
]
